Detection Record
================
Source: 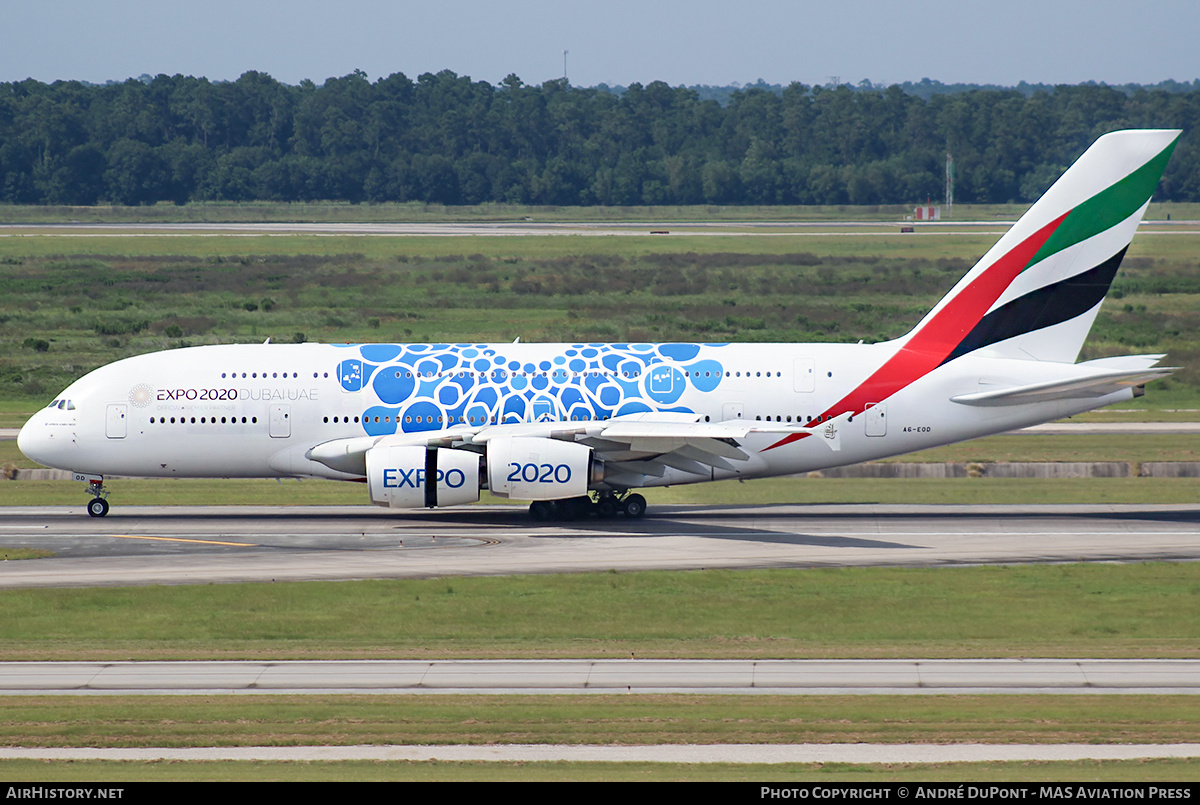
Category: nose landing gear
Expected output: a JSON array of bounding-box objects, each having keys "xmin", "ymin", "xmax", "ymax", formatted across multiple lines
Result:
[{"xmin": 81, "ymin": 475, "xmax": 109, "ymax": 517}]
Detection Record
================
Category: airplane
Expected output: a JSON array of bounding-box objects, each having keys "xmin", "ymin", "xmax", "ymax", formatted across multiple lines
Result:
[{"xmin": 17, "ymin": 129, "xmax": 1182, "ymax": 520}]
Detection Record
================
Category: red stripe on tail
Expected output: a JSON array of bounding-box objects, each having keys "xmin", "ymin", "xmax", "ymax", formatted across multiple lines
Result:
[{"xmin": 764, "ymin": 211, "xmax": 1068, "ymax": 452}]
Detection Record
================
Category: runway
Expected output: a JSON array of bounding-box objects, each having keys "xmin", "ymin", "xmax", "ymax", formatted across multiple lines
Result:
[
  {"xmin": 1, "ymin": 502, "xmax": 1199, "ymax": 588},
  {"xmin": 2, "ymin": 659, "xmax": 1198, "ymax": 696}
]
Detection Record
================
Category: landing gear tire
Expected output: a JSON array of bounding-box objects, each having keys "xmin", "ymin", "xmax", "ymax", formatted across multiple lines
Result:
[
  {"xmin": 621, "ymin": 493, "xmax": 647, "ymax": 519},
  {"xmin": 595, "ymin": 497, "xmax": 619, "ymax": 519},
  {"xmin": 559, "ymin": 496, "xmax": 593, "ymax": 521},
  {"xmin": 87, "ymin": 498, "xmax": 110, "ymax": 518},
  {"xmin": 530, "ymin": 494, "xmax": 645, "ymax": 522}
]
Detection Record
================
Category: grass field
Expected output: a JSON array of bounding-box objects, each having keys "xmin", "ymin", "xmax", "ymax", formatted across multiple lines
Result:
[
  {"xmin": 0, "ymin": 694, "xmax": 1197, "ymax": 748},
  {"xmin": 0, "ymin": 564, "xmax": 1196, "ymax": 661},
  {"xmin": 2, "ymin": 211, "xmax": 1199, "ymax": 407}
]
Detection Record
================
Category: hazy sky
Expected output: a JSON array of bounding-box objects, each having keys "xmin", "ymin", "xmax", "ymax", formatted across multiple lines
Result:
[{"xmin": 3, "ymin": 0, "xmax": 1196, "ymax": 88}]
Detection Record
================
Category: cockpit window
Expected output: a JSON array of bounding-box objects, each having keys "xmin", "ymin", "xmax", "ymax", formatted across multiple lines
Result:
[
  {"xmin": 66, "ymin": 401, "xmax": 76, "ymax": 410},
  {"xmin": 57, "ymin": 400, "xmax": 66, "ymax": 410},
  {"xmin": 47, "ymin": 400, "xmax": 59, "ymax": 409}
]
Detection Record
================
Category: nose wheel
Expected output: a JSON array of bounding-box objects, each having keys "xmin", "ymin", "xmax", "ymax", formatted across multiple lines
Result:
[{"xmin": 82, "ymin": 476, "xmax": 110, "ymax": 517}]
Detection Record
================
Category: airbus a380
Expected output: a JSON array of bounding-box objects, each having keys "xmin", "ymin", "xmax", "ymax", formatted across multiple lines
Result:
[{"xmin": 17, "ymin": 129, "xmax": 1182, "ymax": 519}]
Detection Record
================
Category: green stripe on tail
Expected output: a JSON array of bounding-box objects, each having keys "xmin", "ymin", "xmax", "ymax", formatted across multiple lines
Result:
[{"xmin": 1026, "ymin": 137, "xmax": 1178, "ymax": 270}]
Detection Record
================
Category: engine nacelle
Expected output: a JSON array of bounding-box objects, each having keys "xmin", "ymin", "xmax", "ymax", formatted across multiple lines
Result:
[
  {"xmin": 365, "ymin": 445, "xmax": 481, "ymax": 509},
  {"xmin": 486, "ymin": 436, "xmax": 595, "ymax": 500}
]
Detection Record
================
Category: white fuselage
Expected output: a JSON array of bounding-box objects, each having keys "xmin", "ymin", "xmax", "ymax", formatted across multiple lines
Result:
[{"xmin": 18, "ymin": 340, "xmax": 1135, "ymax": 491}]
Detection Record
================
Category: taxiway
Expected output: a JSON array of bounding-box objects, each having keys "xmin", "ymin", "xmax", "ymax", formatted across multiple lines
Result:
[
  {"xmin": 1, "ymin": 502, "xmax": 1198, "ymax": 588},
  {"xmin": 2, "ymin": 658, "xmax": 1198, "ymax": 696}
]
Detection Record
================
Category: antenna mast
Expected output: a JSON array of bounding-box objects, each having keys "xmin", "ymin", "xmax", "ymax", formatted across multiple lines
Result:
[{"xmin": 945, "ymin": 150, "xmax": 954, "ymax": 218}]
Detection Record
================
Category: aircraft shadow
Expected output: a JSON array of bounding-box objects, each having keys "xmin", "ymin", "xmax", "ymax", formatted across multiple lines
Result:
[{"xmin": 71, "ymin": 503, "xmax": 1200, "ymax": 553}]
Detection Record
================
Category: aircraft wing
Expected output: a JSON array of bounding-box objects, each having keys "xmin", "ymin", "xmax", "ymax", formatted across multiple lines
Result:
[
  {"xmin": 599, "ymin": 421, "xmax": 811, "ymax": 486},
  {"xmin": 306, "ymin": 412, "xmax": 809, "ymax": 483}
]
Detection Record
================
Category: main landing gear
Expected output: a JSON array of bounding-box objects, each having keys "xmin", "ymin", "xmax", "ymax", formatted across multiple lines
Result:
[
  {"xmin": 528, "ymin": 492, "xmax": 647, "ymax": 522},
  {"xmin": 83, "ymin": 476, "xmax": 110, "ymax": 517}
]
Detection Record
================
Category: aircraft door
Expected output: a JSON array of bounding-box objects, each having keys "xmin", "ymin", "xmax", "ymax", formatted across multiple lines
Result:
[
  {"xmin": 794, "ymin": 358, "xmax": 815, "ymax": 392},
  {"xmin": 722, "ymin": 402, "xmax": 744, "ymax": 421},
  {"xmin": 865, "ymin": 403, "xmax": 887, "ymax": 437},
  {"xmin": 105, "ymin": 404, "xmax": 127, "ymax": 439},
  {"xmin": 269, "ymin": 404, "xmax": 291, "ymax": 438}
]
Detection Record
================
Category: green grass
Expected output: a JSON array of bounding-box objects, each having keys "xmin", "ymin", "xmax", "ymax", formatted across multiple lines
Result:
[
  {"xmin": 0, "ymin": 564, "xmax": 1197, "ymax": 661},
  {"xmin": 3, "ymin": 214, "xmax": 1200, "ymax": 403},
  {"xmin": 0, "ymin": 232, "xmax": 1009, "ymax": 261},
  {"xmin": 0, "ymin": 694, "xmax": 1197, "ymax": 747},
  {"xmin": 658, "ymin": 477, "xmax": 1200, "ymax": 505},
  {"xmin": 891, "ymin": 433, "xmax": 1200, "ymax": 464},
  {"xmin": 0, "ymin": 548, "xmax": 54, "ymax": 560}
]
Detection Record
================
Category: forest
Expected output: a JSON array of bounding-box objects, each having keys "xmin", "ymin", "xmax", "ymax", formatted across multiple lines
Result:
[{"xmin": 2, "ymin": 70, "xmax": 1199, "ymax": 208}]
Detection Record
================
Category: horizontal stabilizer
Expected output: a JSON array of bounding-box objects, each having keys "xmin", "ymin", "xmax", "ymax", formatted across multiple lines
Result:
[{"xmin": 950, "ymin": 367, "xmax": 1175, "ymax": 407}]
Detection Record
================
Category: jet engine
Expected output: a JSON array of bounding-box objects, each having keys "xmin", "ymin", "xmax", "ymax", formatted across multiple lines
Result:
[
  {"xmin": 365, "ymin": 444, "xmax": 481, "ymax": 509},
  {"xmin": 486, "ymin": 436, "xmax": 598, "ymax": 500}
]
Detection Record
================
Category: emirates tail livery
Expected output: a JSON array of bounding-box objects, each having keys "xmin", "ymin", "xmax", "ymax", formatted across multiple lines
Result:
[{"xmin": 18, "ymin": 130, "xmax": 1182, "ymax": 519}]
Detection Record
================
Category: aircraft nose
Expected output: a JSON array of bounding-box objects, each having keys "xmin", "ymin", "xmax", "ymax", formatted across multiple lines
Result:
[
  {"xmin": 16, "ymin": 413, "xmax": 45, "ymax": 463},
  {"xmin": 16, "ymin": 410, "xmax": 72, "ymax": 469}
]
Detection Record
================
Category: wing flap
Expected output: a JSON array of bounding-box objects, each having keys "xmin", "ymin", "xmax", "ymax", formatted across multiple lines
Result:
[{"xmin": 655, "ymin": 453, "xmax": 715, "ymax": 476}]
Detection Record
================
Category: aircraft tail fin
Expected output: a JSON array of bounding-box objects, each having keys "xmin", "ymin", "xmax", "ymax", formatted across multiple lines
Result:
[{"xmin": 903, "ymin": 129, "xmax": 1180, "ymax": 364}]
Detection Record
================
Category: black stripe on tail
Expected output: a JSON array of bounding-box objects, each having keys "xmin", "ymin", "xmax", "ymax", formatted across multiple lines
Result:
[{"xmin": 940, "ymin": 247, "xmax": 1127, "ymax": 366}]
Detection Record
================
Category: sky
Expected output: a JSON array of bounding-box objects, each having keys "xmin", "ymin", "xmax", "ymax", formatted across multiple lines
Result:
[{"xmin": 2, "ymin": 0, "xmax": 1197, "ymax": 89}]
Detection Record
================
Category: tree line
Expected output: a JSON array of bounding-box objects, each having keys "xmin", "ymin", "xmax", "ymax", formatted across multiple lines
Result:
[{"xmin": 2, "ymin": 70, "xmax": 1197, "ymax": 207}]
